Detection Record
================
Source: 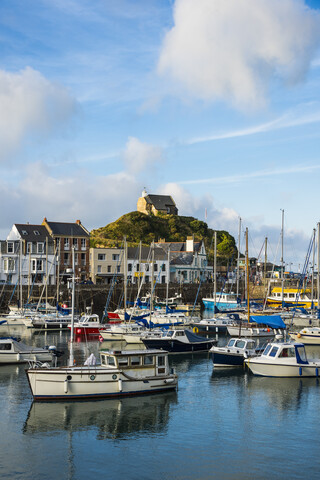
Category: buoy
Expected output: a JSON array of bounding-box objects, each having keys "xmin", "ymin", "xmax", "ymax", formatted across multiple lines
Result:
[
  {"xmin": 193, "ymin": 327, "xmax": 199, "ymax": 334},
  {"xmin": 297, "ymin": 333, "xmax": 301, "ymax": 338}
]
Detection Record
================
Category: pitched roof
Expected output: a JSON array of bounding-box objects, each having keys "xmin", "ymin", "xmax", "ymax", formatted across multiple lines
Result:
[
  {"xmin": 155, "ymin": 241, "xmax": 201, "ymax": 254},
  {"xmin": 127, "ymin": 246, "xmax": 167, "ymax": 261},
  {"xmin": 44, "ymin": 221, "xmax": 89, "ymax": 237},
  {"xmin": 145, "ymin": 194, "xmax": 176, "ymax": 210},
  {"xmin": 14, "ymin": 224, "xmax": 53, "ymax": 242}
]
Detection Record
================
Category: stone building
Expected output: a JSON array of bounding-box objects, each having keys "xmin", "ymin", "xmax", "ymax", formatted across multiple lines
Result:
[{"xmin": 137, "ymin": 189, "xmax": 178, "ymax": 216}]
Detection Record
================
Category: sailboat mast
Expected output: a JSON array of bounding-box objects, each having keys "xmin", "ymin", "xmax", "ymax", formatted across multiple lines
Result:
[
  {"xmin": 69, "ymin": 246, "xmax": 75, "ymax": 367},
  {"xmin": 166, "ymin": 247, "xmax": 170, "ymax": 310},
  {"xmin": 236, "ymin": 217, "xmax": 241, "ymax": 299},
  {"xmin": 214, "ymin": 231, "xmax": 217, "ymax": 310},
  {"xmin": 246, "ymin": 227, "xmax": 250, "ymax": 323},
  {"xmin": 317, "ymin": 222, "xmax": 320, "ymax": 313},
  {"xmin": 281, "ymin": 209, "xmax": 284, "ymax": 308},
  {"xmin": 311, "ymin": 228, "xmax": 316, "ymax": 313},
  {"xmin": 124, "ymin": 236, "xmax": 127, "ymax": 318}
]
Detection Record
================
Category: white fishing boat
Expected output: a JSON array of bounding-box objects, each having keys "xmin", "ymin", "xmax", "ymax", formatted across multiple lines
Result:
[
  {"xmin": 0, "ymin": 337, "xmax": 55, "ymax": 364},
  {"xmin": 99, "ymin": 323, "xmax": 147, "ymax": 341},
  {"xmin": 26, "ymin": 248, "xmax": 178, "ymax": 401},
  {"xmin": 227, "ymin": 315, "xmax": 286, "ymax": 338},
  {"xmin": 289, "ymin": 327, "xmax": 320, "ymax": 345},
  {"xmin": 27, "ymin": 348, "xmax": 178, "ymax": 400},
  {"xmin": 245, "ymin": 341, "xmax": 320, "ymax": 377}
]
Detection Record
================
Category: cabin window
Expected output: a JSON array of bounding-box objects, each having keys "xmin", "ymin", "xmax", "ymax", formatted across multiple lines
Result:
[
  {"xmin": 108, "ymin": 356, "xmax": 115, "ymax": 366},
  {"xmin": 158, "ymin": 356, "xmax": 165, "ymax": 366},
  {"xmin": 144, "ymin": 355, "xmax": 154, "ymax": 366},
  {"xmin": 228, "ymin": 339, "xmax": 236, "ymax": 347},
  {"xmin": 269, "ymin": 346, "xmax": 279, "ymax": 357},
  {"xmin": 101, "ymin": 355, "xmax": 106, "ymax": 365},
  {"xmin": 296, "ymin": 346, "xmax": 307, "ymax": 363},
  {"xmin": 263, "ymin": 345, "xmax": 272, "ymax": 356},
  {"xmin": 279, "ymin": 348, "xmax": 295, "ymax": 358},
  {"xmin": 130, "ymin": 356, "xmax": 140, "ymax": 366},
  {"xmin": 118, "ymin": 357, "xmax": 128, "ymax": 366},
  {"xmin": 176, "ymin": 331, "xmax": 184, "ymax": 337},
  {"xmin": 0, "ymin": 343, "xmax": 11, "ymax": 350},
  {"xmin": 235, "ymin": 340, "xmax": 245, "ymax": 349}
]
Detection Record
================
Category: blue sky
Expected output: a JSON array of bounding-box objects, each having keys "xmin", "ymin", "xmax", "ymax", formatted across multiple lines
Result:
[{"xmin": 1, "ymin": 0, "xmax": 320, "ymax": 270}]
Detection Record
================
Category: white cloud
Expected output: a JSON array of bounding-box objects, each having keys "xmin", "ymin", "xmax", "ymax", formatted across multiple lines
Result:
[
  {"xmin": 123, "ymin": 136, "xmax": 164, "ymax": 173},
  {"xmin": 158, "ymin": 0, "xmax": 320, "ymax": 109},
  {"xmin": 0, "ymin": 67, "xmax": 77, "ymax": 163}
]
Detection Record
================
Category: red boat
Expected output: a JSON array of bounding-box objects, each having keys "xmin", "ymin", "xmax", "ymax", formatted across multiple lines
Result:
[{"xmin": 69, "ymin": 314, "xmax": 110, "ymax": 335}]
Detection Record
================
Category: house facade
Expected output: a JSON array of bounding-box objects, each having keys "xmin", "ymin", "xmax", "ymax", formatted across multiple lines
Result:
[
  {"xmin": 0, "ymin": 224, "xmax": 56, "ymax": 285},
  {"xmin": 42, "ymin": 218, "xmax": 90, "ymax": 282}
]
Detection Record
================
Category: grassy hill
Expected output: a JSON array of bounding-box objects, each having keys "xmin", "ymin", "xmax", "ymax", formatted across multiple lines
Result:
[{"xmin": 91, "ymin": 212, "xmax": 237, "ymax": 262}]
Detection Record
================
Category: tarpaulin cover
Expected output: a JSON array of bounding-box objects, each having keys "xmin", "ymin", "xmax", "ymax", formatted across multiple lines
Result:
[{"xmin": 250, "ymin": 315, "xmax": 286, "ymax": 329}]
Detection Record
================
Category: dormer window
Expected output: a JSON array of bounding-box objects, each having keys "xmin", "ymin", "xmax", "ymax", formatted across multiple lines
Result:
[
  {"xmin": 34, "ymin": 230, "xmax": 40, "ymax": 236},
  {"xmin": 22, "ymin": 230, "xmax": 28, "ymax": 235}
]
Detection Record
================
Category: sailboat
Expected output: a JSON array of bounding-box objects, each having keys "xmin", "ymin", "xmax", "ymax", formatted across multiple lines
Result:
[{"xmin": 26, "ymin": 248, "xmax": 178, "ymax": 401}]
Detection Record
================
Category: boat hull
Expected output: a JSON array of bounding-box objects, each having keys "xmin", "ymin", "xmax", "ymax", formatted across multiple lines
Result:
[
  {"xmin": 26, "ymin": 367, "xmax": 177, "ymax": 400},
  {"xmin": 245, "ymin": 359, "xmax": 320, "ymax": 377},
  {"xmin": 211, "ymin": 350, "xmax": 246, "ymax": 367},
  {"xmin": 289, "ymin": 331, "xmax": 320, "ymax": 345},
  {"xmin": 142, "ymin": 338, "xmax": 216, "ymax": 353},
  {"xmin": 227, "ymin": 326, "xmax": 275, "ymax": 337}
]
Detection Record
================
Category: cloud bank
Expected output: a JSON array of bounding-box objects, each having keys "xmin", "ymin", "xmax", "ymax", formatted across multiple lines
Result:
[
  {"xmin": 0, "ymin": 67, "xmax": 77, "ymax": 163},
  {"xmin": 158, "ymin": 0, "xmax": 320, "ymax": 109}
]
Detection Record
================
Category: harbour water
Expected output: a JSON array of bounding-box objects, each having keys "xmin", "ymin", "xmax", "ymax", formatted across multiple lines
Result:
[{"xmin": 1, "ymin": 322, "xmax": 320, "ymax": 479}]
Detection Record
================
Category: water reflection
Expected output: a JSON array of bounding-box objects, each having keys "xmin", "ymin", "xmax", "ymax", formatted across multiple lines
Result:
[{"xmin": 23, "ymin": 391, "xmax": 177, "ymax": 440}]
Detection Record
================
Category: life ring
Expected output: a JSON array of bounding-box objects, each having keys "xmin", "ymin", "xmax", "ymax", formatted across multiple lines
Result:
[
  {"xmin": 297, "ymin": 333, "xmax": 301, "ymax": 338},
  {"xmin": 193, "ymin": 327, "xmax": 199, "ymax": 334}
]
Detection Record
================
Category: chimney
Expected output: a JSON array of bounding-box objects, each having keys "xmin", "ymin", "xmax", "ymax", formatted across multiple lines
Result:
[
  {"xmin": 186, "ymin": 235, "xmax": 194, "ymax": 252},
  {"xmin": 76, "ymin": 220, "xmax": 81, "ymax": 225},
  {"xmin": 43, "ymin": 217, "xmax": 47, "ymax": 223}
]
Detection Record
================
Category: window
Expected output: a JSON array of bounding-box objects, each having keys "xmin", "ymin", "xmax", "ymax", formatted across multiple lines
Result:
[
  {"xmin": 117, "ymin": 265, "xmax": 120, "ymax": 273},
  {"xmin": 269, "ymin": 346, "xmax": 279, "ymax": 357},
  {"xmin": 81, "ymin": 253, "xmax": 86, "ymax": 266},
  {"xmin": 64, "ymin": 253, "xmax": 69, "ymax": 265},
  {"xmin": 32, "ymin": 259, "xmax": 43, "ymax": 272},
  {"xmin": 296, "ymin": 346, "xmax": 307, "ymax": 363},
  {"xmin": 97, "ymin": 265, "xmax": 102, "ymax": 273},
  {"xmin": 161, "ymin": 276, "xmax": 166, "ymax": 284},
  {"xmin": 27, "ymin": 242, "xmax": 32, "ymax": 254},
  {"xmin": 37, "ymin": 242, "xmax": 44, "ymax": 254},
  {"xmin": 0, "ymin": 343, "xmax": 12, "ymax": 351},
  {"xmin": 4, "ymin": 258, "xmax": 15, "ymax": 271},
  {"xmin": 263, "ymin": 344, "xmax": 272, "ymax": 356},
  {"xmin": 162, "ymin": 264, "xmax": 166, "ymax": 271},
  {"xmin": 22, "ymin": 230, "xmax": 28, "ymax": 236},
  {"xmin": 33, "ymin": 230, "xmax": 40, "ymax": 236},
  {"xmin": 108, "ymin": 356, "xmax": 115, "ymax": 366},
  {"xmin": 130, "ymin": 356, "xmax": 140, "ymax": 366},
  {"xmin": 158, "ymin": 356, "xmax": 165, "ymax": 366},
  {"xmin": 118, "ymin": 357, "xmax": 128, "ymax": 366},
  {"xmin": 154, "ymin": 264, "xmax": 158, "ymax": 272},
  {"xmin": 73, "ymin": 238, "xmax": 78, "ymax": 248},
  {"xmin": 144, "ymin": 355, "xmax": 154, "ymax": 366},
  {"xmin": 128, "ymin": 263, "xmax": 132, "ymax": 272},
  {"xmin": 107, "ymin": 265, "xmax": 111, "ymax": 273},
  {"xmin": 112, "ymin": 254, "xmax": 119, "ymax": 261},
  {"xmin": 81, "ymin": 238, "xmax": 86, "ymax": 250},
  {"xmin": 98, "ymin": 254, "xmax": 106, "ymax": 261},
  {"xmin": 136, "ymin": 263, "xmax": 139, "ymax": 272},
  {"xmin": 64, "ymin": 238, "xmax": 70, "ymax": 250},
  {"xmin": 145, "ymin": 264, "xmax": 149, "ymax": 272},
  {"xmin": 7, "ymin": 242, "xmax": 14, "ymax": 254},
  {"xmin": 145, "ymin": 275, "xmax": 149, "ymax": 283}
]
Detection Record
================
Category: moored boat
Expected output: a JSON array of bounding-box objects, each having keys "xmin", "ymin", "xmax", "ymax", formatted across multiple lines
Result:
[
  {"xmin": 289, "ymin": 327, "xmax": 320, "ymax": 345},
  {"xmin": 26, "ymin": 348, "xmax": 178, "ymax": 400},
  {"xmin": 210, "ymin": 337, "xmax": 263, "ymax": 367},
  {"xmin": 245, "ymin": 341, "xmax": 320, "ymax": 377},
  {"xmin": 0, "ymin": 337, "xmax": 55, "ymax": 364},
  {"xmin": 141, "ymin": 329, "xmax": 217, "ymax": 353}
]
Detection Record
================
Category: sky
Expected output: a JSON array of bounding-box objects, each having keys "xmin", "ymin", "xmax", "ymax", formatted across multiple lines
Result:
[{"xmin": 1, "ymin": 0, "xmax": 320, "ymax": 271}]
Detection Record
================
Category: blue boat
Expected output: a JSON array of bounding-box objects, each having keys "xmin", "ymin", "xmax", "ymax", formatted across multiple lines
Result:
[{"xmin": 202, "ymin": 292, "xmax": 241, "ymax": 311}]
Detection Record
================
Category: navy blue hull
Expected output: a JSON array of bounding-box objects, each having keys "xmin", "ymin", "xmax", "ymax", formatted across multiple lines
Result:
[
  {"xmin": 142, "ymin": 339, "xmax": 216, "ymax": 353},
  {"xmin": 211, "ymin": 351, "xmax": 245, "ymax": 366}
]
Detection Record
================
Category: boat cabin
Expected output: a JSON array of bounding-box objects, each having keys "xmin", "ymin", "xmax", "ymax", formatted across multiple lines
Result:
[
  {"xmin": 100, "ymin": 349, "xmax": 172, "ymax": 377},
  {"xmin": 226, "ymin": 338, "xmax": 257, "ymax": 351},
  {"xmin": 261, "ymin": 342, "xmax": 309, "ymax": 364}
]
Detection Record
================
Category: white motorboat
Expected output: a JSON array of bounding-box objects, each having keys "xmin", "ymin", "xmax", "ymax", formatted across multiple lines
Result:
[
  {"xmin": 245, "ymin": 341, "xmax": 320, "ymax": 377},
  {"xmin": 141, "ymin": 329, "xmax": 217, "ymax": 353},
  {"xmin": 210, "ymin": 337, "xmax": 262, "ymax": 367},
  {"xmin": 0, "ymin": 337, "xmax": 55, "ymax": 364},
  {"xmin": 99, "ymin": 323, "xmax": 146, "ymax": 341},
  {"xmin": 193, "ymin": 316, "xmax": 238, "ymax": 334},
  {"xmin": 227, "ymin": 314, "xmax": 286, "ymax": 338},
  {"xmin": 289, "ymin": 327, "xmax": 320, "ymax": 345},
  {"xmin": 27, "ymin": 348, "xmax": 178, "ymax": 400}
]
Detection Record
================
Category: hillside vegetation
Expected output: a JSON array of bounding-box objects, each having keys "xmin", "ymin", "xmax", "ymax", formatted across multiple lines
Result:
[{"xmin": 91, "ymin": 212, "xmax": 237, "ymax": 262}]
